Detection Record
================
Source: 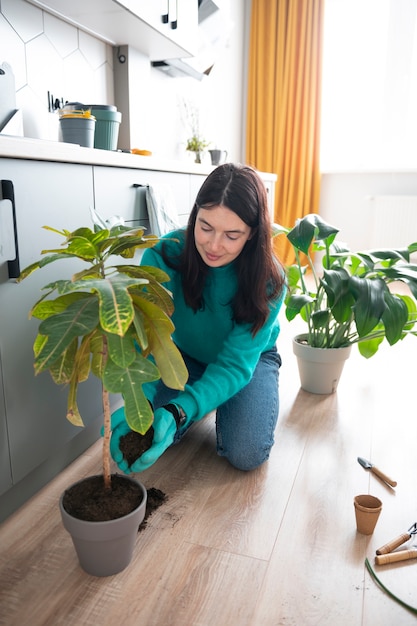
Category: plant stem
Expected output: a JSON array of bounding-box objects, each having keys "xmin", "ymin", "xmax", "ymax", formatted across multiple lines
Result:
[
  {"xmin": 102, "ymin": 387, "xmax": 112, "ymax": 491},
  {"xmin": 102, "ymin": 336, "xmax": 111, "ymax": 491}
]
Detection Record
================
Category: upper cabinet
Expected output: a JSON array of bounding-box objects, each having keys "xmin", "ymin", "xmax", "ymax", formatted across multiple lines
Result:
[{"xmin": 27, "ymin": 0, "xmax": 198, "ymax": 60}]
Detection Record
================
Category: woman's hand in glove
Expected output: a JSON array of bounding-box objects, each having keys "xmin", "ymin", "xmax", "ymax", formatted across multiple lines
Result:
[
  {"xmin": 108, "ymin": 406, "xmax": 133, "ymax": 474},
  {"xmin": 109, "ymin": 404, "xmax": 185, "ymax": 474},
  {"xmin": 128, "ymin": 406, "xmax": 178, "ymax": 472}
]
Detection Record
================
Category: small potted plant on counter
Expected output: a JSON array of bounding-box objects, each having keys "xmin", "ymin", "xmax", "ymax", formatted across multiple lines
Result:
[
  {"xmin": 186, "ymin": 134, "xmax": 210, "ymax": 164},
  {"xmin": 182, "ymin": 98, "xmax": 210, "ymax": 163},
  {"xmin": 18, "ymin": 214, "xmax": 188, "ymax": 576},
  {"xmin": 273, "ymin": 213, "xmax": 417, "ymax": 393}
]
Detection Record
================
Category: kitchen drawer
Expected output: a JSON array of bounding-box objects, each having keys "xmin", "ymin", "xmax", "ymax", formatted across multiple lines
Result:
[{"xmin": 93, "ymin": 165, "xmax": 198, "ymax": 232}]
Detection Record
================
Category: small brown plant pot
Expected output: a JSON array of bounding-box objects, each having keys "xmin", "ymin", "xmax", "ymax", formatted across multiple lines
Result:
[{"xmin": 354, "ymin": 494, "xmax": 382, "ymax": 535}]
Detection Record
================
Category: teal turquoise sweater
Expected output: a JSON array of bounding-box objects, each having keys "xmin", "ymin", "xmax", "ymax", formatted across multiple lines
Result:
[{"xmin": 141, "ymin": 229, "xmax": 285, "ymax": 421}]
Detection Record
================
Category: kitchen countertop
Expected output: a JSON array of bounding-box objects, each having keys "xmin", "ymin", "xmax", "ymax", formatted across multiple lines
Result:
[
  {"xmin": 0, "ymin": 135, "xmax": 213, "ymax": 175},
  {"xmin": 0, "ymin": 135, "xmax": 277, "ymax": 180}
]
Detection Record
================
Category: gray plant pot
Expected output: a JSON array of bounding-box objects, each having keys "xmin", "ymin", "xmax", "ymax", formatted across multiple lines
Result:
[
  {"xmin": 60, "ymin": 474, "xmax": 147, "ymax": 577},
  {"xmin": 59, "ymin": 116, "xmax": 96, "ymax": 148},
  {"xmin": 292, "ymin": 334, "xmax": 352, "ymax": 394}
]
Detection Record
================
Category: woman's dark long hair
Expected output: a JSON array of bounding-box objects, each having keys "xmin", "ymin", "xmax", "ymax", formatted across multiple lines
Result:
[{"xmin": 163, "ymin": 163, "xmax": 285, "ymax": 335}]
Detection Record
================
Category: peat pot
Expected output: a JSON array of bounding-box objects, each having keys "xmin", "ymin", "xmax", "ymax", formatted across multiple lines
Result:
[
  {"xmin": 60, "ymin": 474, "xmax": 147, "ymax": 577},
  {"xmin": 292, "ymin": 334, "xmax": 352, "ymax": 394}
]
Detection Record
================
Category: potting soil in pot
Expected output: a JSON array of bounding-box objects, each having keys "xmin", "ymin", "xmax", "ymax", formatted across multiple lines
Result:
[{"xmin": 62, "ymin": 475, "xmax": 144, "ymax": 522}]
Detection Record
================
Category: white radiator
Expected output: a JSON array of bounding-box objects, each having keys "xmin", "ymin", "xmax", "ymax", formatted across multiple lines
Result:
[{"xmin": 368, "ymin": 195, "xmax": 417, "ymax": 250}]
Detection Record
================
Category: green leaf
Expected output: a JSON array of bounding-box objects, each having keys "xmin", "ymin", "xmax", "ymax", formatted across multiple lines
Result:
[
  {"xmin": 322, "ymin": 268, "xmax": 354, "ymax": 324},
  {"xmin": 133, "ymin": 308, "xmax": 148, "ymax": 352},
  {"xmin": 350, "ymin": 276, "xmax": 386, "ymax": 337},
  {"xmin": 357, "ymin": 334, "xmax": 384, "ymax": 358},
  {"xmin": 401, "ymin": 294, "xmax": 417, "ymax": 329},
  {"xmin": 103, "ymin": 351, "xmax": 160, "ymax": 391},
  {"xmin": 35, "ymin": 297, "xmax": 99, "ymax": 373},
  {"xmin": 124, "ymin": 392, "xmax": 154, "ymax": 434},
  {"xmin": 118, "ymin": 265, "xmax": 174, "ymax": 315},
  {"xmin": 66, "ymin": 375, "xmax": 83, "ymax": 427},
  {"xmin": 31, "ymin": 292, "xmax": 89, "ymax": 320},
  {"xmin": 65, "ymin": 235, "xmax": 99, "ymax": 260},
  {"xmin": 366, "ymin": 247, "xmax": 410, "ymax": 262},
  {"xmin": 90, "ymin": 332, "xmax": 105, "ymax": 378},
  {"xmin": 287, "ymin": 214, "xmax": 339, "ymax": 255},
  {"xmin": 311, "ymin": 309, "xmax": 331, "ymax": 330},
  {"xmin": 49, "ymin": 338, "xmax": 78, "ymax": 384},
  {"xmin": 286, "ymin": 264, "xmax": 307, "ymax": 291},
  {"xmin": 133, "ymin": 296, "xmax": 188, "ymax": 390},
  {"xmin": 74, "ymin": 334, "xmax": 93, "ymax": 382},
  {"xmin": 17, "ymin": 260, "xmax": 42, "ymax": 282},
  {"xmin": 103, "ymin": 353, "xmax": 160, "ymax": 434},
  {"xmin": 383, "ymin": 264, "xmax": 417, "ymax": 299},
  {"xmin": 61, "ymin": 275, "xmax": 148, "ymax": 336},
  {"xmin": 381, "ymin": 292, "xmax": 409, "ymax": 345},
  {"xmin": 271, "ymin": 222, "xmax": 290, "ymax": 238},
  {"xmin": 285, "ymin": 293, "xmax": 314, "ymax": 321},
  {"xmin": 106, "ymin": 328, "xmax": 136, "ymax": 368},
  {"xmin": 107, "ymin": 234, "xmax": 160, "ymax": 257},
  {"xmin": 33, "ymin": 332, "xmax": 48, "ymax": 359}
]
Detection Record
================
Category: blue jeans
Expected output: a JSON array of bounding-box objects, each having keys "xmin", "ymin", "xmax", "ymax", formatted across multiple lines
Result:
[{"xmin": 151, "ymin": 347, "xmax": 282, "ymax": 471}]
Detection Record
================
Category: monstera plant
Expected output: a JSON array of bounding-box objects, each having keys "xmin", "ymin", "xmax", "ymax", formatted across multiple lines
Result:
[
  {"xmin": 273, "ymin": 213, "xmax": 417, "ymax": 394},
  {"xmin": 273, "ymin": 213, "xmax": 417, "ymax": 357},
  {"xmin": 18, "ymin": 218, "xmax": 188, "ymax": 491}
]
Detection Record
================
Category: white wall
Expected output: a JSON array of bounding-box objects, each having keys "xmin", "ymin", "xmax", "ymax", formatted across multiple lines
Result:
[
  {"xmin": 0, "ymin": 0, "xmax": 115, "ymax": 141},
  {"xmin": 0, "ymin": 0, "xmax": 247, "ymax": 163},
  {"xmin": 319, "ymin": 171, "xmax": 417, "ymax": 251}
]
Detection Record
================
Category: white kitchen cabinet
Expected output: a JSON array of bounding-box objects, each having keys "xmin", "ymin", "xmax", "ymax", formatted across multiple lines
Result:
[
  {"xmin": 27, "ymin": 0, "xmax": 198, "ymax": 60},
  {"xmin": 0, "ymin": 357, "xmax": 12, "ymax": 495},
  {"xmin": 118, "ymin": 0, "xmax": 198, "ymax": 58},
  {"xmin": 93, "ymin": 165, "xmax": 206, "ymax": 230},
  {"xmin": 0, "ymin": 159, "xmax": 116, "ymax": 513}
]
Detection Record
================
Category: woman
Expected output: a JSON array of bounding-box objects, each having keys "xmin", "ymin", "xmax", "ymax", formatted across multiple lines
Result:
[{"xmin": 110, "ymin": 163, "xmax": 286, "ymax": 472}]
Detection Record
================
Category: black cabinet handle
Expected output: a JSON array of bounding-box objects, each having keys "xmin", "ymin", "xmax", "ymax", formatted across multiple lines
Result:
[
  {"xmin": 1, "ymin": 180, "xmax": 20, "ymax": 279},
  {"xmin": 170, "ymin": 0, "xmax": 178, "ymax": 29},
  {"xmin": 161, "ymin": 0, "xmax": 169, "ymax": 23},
  {"xmin": 162, "ymin": 0, "xmax": 177, "ymax": 28}
]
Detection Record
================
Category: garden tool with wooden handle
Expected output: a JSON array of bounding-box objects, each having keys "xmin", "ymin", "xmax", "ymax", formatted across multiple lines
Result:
[
  {"xmin": 375, "ymin": 522, "xmax": 417, "ymax": 565},
  {"xmin": 357, "ymin": 456, "xmax": 397, "ymax": 487},
  {"xmin": 375, "ymin": 547, "xmax": 417, "ymax": 565}
]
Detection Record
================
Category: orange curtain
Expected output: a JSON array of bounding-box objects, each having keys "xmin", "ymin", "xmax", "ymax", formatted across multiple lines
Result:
[{"xmin": 246, "ymin": 0, "xmax": 325, "ymax": 265}]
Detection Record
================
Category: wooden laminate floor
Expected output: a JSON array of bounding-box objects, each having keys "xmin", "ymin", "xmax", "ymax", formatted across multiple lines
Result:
[{"xmin": 0, "ymin": 315, "xmax": 416, "ymax": 626}]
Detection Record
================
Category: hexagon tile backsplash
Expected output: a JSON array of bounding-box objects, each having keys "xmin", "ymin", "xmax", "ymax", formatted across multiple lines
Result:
[{"xmin": 0, "ymin": 0, "xmax": 115, "ymax": 141}]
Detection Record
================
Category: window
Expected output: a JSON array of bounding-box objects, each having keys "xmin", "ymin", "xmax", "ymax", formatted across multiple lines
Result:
[{"xmin": 320, "ymin": 0, "xmax": 417, "ymax": 171}]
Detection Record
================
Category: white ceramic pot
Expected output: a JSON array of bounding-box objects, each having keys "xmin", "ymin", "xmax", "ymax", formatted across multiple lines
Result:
[{"xmin": 292, "ymin": 334, "xmax": 352, "ymax": 394}]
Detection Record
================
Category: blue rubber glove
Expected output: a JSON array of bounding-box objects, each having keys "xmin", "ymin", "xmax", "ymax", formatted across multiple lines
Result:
[
  {"xmin": 130, "ymin": 406, "xmax": 177, "ymax": 472},
  {"xmin": 108, "ymin": 406, "xmax": 134, "ymax": 474},
  {"xmin": 109, "ymin": 406, "xmax": 178, "ymax": 474}
]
